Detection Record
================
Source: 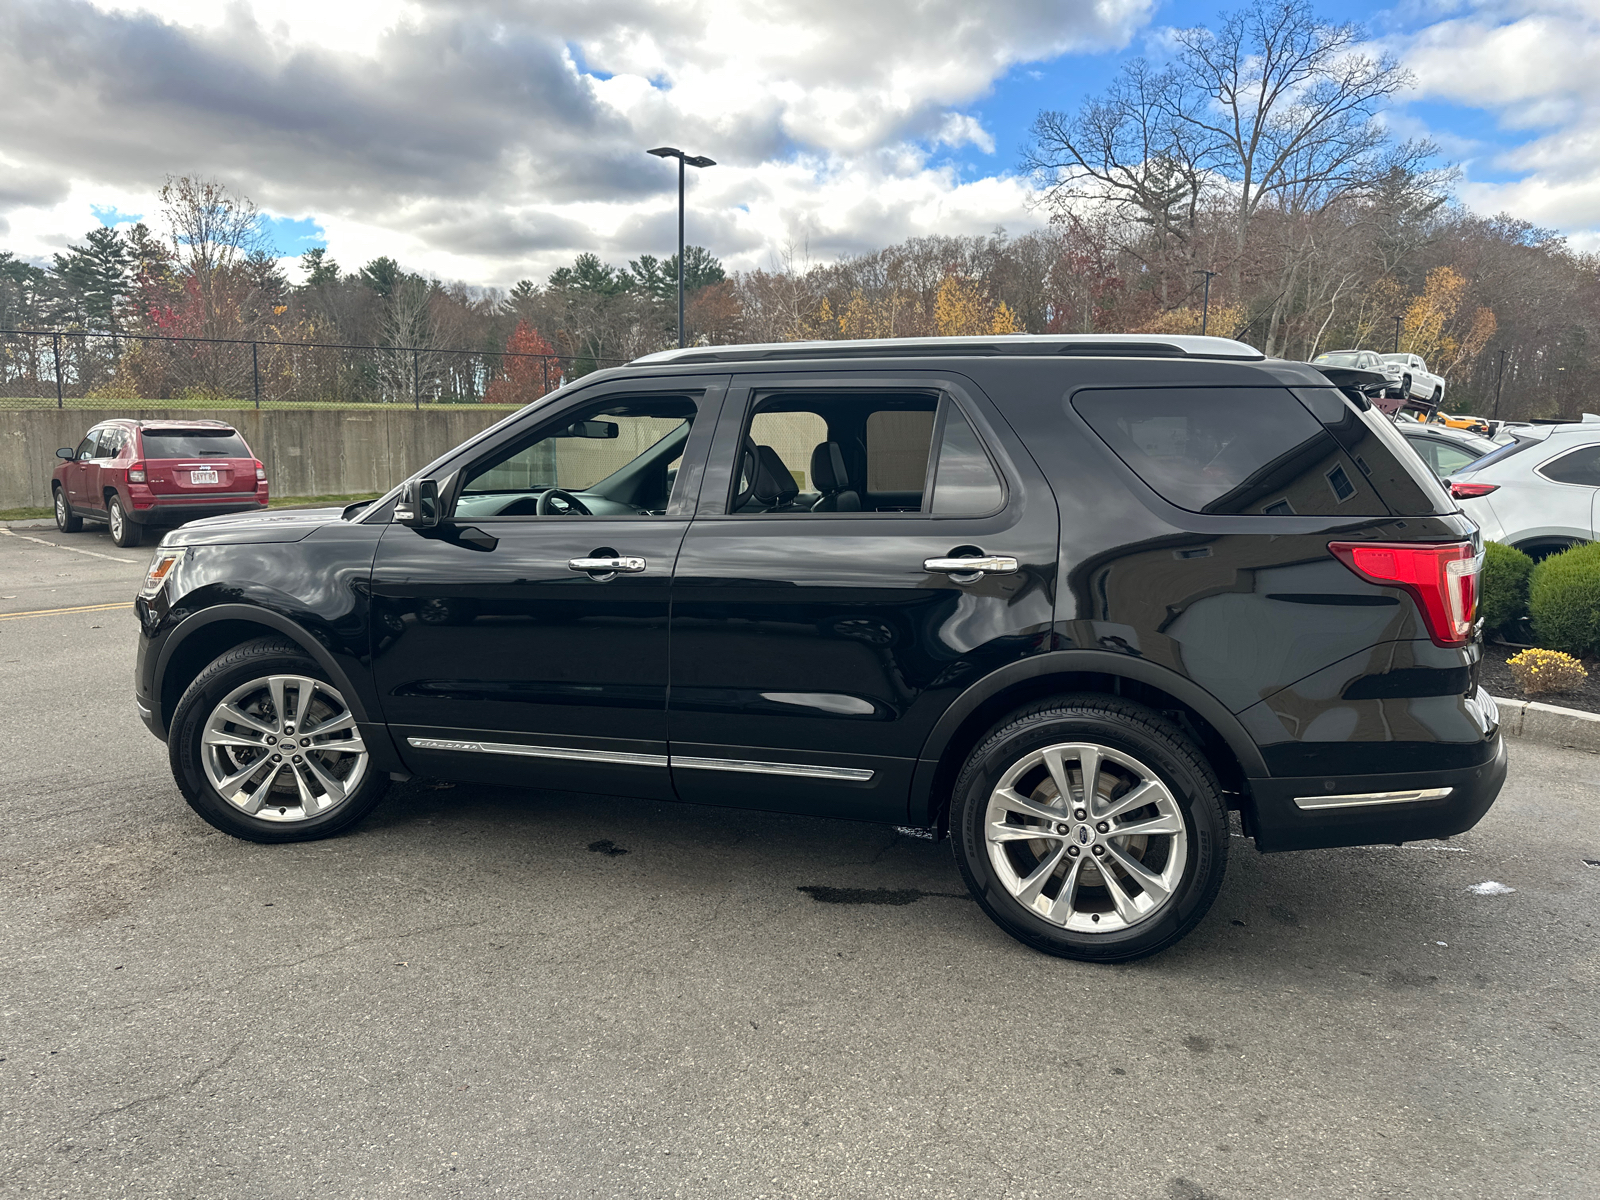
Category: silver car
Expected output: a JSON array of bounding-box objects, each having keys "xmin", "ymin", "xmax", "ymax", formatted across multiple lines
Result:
[
  {"xmin": 1447, "ymin": 418, "xmax": 1600, "ymax": 557},
  {"xmin": 1398, "ymin": 422, "xmax": 1497, "ymax": 480}
]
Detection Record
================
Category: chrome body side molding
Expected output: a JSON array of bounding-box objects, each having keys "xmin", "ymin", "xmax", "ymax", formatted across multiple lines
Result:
[{"xmin": 406, "ymin": 738, "xmax": 874, "ymax": 782}]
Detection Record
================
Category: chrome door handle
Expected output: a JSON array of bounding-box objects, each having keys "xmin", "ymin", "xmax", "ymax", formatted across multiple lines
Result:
[
  {"xmin": 924, "ymin": 556, "xmax": 1019, "ymax": 575},
  {"xmin": 568, "ymin": 556, "xmax": 646, "ymax": 573}
]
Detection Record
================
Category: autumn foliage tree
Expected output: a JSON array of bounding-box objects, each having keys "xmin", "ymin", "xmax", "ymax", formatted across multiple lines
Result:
[{"xmin": 485, "ymin": 320, "xmax": 558, "ymax": 405}]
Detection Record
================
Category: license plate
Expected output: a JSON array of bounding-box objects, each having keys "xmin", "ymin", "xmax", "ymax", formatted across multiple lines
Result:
[{"xmin": 189, "ymin": 469, "xmax": 218, "ymax": 485}]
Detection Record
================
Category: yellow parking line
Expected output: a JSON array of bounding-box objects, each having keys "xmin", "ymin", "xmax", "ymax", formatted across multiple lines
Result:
[{"xmin": 0, "ymin": 601, "xmax": 135, "ymax": 621}]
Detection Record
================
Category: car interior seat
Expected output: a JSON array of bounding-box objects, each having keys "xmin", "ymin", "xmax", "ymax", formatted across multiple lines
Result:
[
  {"xmin": 809, "ymin": 441, "xmax": 861, "ymax": 512},
  {"xmin": 750, "ymin": 444, "xmax": 799, "ymax": 512}
]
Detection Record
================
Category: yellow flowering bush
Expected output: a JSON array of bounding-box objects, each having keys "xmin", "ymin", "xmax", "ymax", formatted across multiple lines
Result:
[{"xmin": 1506, "ymin": 648, "xmax": 1589, "ymax": 696}]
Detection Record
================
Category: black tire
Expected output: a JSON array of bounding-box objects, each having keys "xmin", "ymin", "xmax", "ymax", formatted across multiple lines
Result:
[
  {"xmin": 169, "ymin": 637, "xmax": 388, "ymax": 843},
  {"xmin": 950, "ymin": 695, "xmax": 1228, "ymax": 963},
  {"xmin": 108, "ymin": 495, "xmax": 142, "ymax": 547},
  {"xmin": 53, "ymin": 486, "xmax": 82, "ymax": 533},
  {"xmin": 1401, "ymin": 374, "xmax": 1412, "ymax": 399}
]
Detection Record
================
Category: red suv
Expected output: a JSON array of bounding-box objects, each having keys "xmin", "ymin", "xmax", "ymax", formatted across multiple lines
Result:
[{"xmin": 52, "ymin": 419, "xmax": 269, "ymax": 547}]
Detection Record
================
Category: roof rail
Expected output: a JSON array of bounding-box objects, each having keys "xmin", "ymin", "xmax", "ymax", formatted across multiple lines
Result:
[{"xmin": 629, "ymin": 333, "xmax": 1264, "ymax": 367}]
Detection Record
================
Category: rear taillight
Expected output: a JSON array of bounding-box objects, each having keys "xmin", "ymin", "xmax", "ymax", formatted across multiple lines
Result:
[
  {"xmin": 1329, "ymin": 541, "xmax": 1481, "ymax": 647},
  {"xmin": 1449, "ymin": 481, "xmax": 1498, "ymax": 499},
  {"xmin": 255, "ymin": 460, "xmax": 266, "ymax": 481},
  {"xmin": 128, "ymin": 461, "xmax": 146, "ymax": 483}
]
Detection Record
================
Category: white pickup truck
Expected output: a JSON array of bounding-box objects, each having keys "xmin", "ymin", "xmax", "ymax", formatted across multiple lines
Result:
[{"xmin": 1379, "ymin": 353, "xmax": 1446, "ymax": 407}]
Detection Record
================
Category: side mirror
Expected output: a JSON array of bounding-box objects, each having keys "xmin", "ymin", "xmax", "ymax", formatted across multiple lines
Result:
[
  {"xmin": 56, "ymin": 447, "xmax": 74, "ymax": 461},
  {"xmin": 395, "ymin": 478, "xmax": 440, "ymax": 528}
]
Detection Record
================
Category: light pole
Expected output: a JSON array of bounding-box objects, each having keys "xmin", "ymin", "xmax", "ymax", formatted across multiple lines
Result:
[
  {"xmin": 1393, "ymin": 315, "xmax": 1403, "ymax": 354},
  {"xmin": 647, "ymin": 146, "xmax": 716, "ymax": 348},
  {"xmin": 1193, "ymin": 269, "xmax": 1218, "ymax": 335},
  {"xmin": 1493, "ymin": 348, "xmax": 1508, "ymax": 419}
]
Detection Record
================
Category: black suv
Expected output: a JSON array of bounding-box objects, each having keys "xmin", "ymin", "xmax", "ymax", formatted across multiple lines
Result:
[{"xmin": 133, "ymin": 334, "xmax": 1505, "ymax": 961}]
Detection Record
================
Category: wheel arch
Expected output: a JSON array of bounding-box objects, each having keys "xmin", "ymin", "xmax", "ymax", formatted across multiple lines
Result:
[
  {"xmin": 154, "ymin": 604, "xmax": 373, "ymax": 736},
  {"xmin": 908, "ymin": 652, "xmax": 1266, "ymax": 830}
]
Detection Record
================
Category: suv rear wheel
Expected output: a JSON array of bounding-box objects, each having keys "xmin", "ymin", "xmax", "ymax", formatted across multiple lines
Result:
[
  {"xmin": 53, "ymin": 487, "xmax": 82, "ymax": 533},
  {"xmin": 107, "ymin": 495, "xmax": 142, "ymax": 547},
  {"xmin": 170, "ymin": 637, "xmax": 388, "ymax": 843},
  {"xmin": 950, "ymin": 696, "xmax": 1228, "ymax": 962}
]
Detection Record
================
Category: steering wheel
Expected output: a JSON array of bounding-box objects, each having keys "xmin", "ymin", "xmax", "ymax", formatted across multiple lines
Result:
[{"xmin": 536, "ymin": 488, "xmax": 592, "ymax": 517}]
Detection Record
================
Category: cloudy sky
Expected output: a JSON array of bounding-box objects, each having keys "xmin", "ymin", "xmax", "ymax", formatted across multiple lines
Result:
[{"xmin": 0, "ymin": 0, "xmax": 1594, "ymax": 288}]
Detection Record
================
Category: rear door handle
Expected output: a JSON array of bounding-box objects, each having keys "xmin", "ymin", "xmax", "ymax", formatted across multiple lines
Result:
[
  {"xmin": 923, "ymin": 556, "xmax": 1019, "ymax": 575},
  {"xmin": 568, "ymin": 556, "xmax": 646, "ymax": 574}
]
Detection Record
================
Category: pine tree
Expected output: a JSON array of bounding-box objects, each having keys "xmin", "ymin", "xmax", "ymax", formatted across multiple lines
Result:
[{"xmin": 52, "ymin": 226, "xmax": 133, "ymax": 332}]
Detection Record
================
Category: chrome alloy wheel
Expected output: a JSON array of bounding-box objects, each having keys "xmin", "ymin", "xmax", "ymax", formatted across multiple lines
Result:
[
  {"xmin": 108, "ymin": 501, "xmax": 124, "ymax": 539},
  {"xmin": 55, "ymin": 491, "xmax": 66, "ymax": 523},
  {"xmin": 200, "ymin": 675, "xmax": 368, "ymax": 822},
  {"xmin": 985, "ymin": 742, "xmax": 1188, "ymax": 933}
]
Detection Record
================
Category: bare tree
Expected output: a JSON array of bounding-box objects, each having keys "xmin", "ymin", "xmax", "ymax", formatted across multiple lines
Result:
[{"xmin": 159, "ymin": 175, "xmax": 267, "ymax": 339}]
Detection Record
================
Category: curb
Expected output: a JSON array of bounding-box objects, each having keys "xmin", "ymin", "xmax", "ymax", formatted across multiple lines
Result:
[
  {"xmin": 1493, "ymin": 695, "xmax": 1600, "ymax": 754},
  {"xmin": 2, "ymin": 519, "xmax": 56, "ymax": 530}
]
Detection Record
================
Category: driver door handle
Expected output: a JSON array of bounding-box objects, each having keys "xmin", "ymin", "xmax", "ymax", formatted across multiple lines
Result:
[
  {"xmin": 569, "ymin": 556, "xmax": 646, "ymax": 573},
  {"xmin": 923, "ymin": 555, "xmax": 1019, "ymax": 575}
]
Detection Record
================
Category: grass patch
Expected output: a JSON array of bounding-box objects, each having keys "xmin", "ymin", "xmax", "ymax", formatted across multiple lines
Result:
[
  {"xmin": 1, "ymin": 396, "xmax": 518, "ymax": 412},
  {"xmin": 0, "ymin": 506, "xmax": 53, "ymax": 521},
  {"xmin": 268, "ymin": 492, "xmax": 382, "ymax": 509}
]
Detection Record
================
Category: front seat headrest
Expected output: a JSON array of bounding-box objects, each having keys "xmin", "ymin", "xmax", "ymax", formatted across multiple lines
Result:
[
  {"xmin": 810, "ymin": 441, "xmax": 849, "ymax": 493},
  {"xmin": 752, "ymin": 445, "xmax": 798, "ymax": 507}
]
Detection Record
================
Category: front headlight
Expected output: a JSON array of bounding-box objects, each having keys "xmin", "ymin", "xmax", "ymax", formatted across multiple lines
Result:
[{"xmin": 139, "ymin": 549, "xmax": 183, "ymax": 600}]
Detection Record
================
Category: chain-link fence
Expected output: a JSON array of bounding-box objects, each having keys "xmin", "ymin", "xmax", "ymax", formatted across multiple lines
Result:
[{"xmin": 0, "ymin": 328, "xmax": 625, "ymax": 410}]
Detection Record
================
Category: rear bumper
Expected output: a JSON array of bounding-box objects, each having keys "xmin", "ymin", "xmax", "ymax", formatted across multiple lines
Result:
[
  {"xmin": 1244, "ymin": 731, "xmax": 1506, "ymax": 852},
  {"xmin": 128, "ymin": 497, "xmax": 267, "ymax": 525}
]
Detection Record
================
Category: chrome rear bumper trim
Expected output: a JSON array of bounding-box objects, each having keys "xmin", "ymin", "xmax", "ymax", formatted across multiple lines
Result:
[{"xmin": 1292, "ymin": 786, "xmax": 1454, "ymax": 811}]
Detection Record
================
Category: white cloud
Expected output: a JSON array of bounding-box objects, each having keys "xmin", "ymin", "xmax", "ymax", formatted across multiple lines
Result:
[
  {"xmin": 1, "ymin": 0, "xmax": 1152, "ymax": 285},
  {"xmin": 1400, "ymin": 0, "xmax": 1600, "ymax": 235}
]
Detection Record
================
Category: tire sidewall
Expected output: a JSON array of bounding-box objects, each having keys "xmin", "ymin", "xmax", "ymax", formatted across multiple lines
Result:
[
  {"xmin": 171, "ymin": 645, "xmax": 383, "ymax": 843},
  {"xmin": 109, "ymin": 496, "xmax": 141, "ymax": 547},
  {"xmin": 953, "ymin": 706, "xmax": 1225, "ymax": 961}
]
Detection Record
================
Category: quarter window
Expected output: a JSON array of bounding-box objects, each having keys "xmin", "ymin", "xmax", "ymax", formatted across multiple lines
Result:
[
  {"xmin": 930, "ymin": 405, "xmax": 1004, "ymax": 515},
  {"xmin": 1540, "ymin": 445, "xmax": 1600, "ymax": 487},
  {"xmin": 1072, "ymin": 387, "xmax": 1385, "ymax": 516}
]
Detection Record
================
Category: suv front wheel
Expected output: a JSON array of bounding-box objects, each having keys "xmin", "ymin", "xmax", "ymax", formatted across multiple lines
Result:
[
  {"xmin": 950, "ymin": 696, "xmax": 1228, "ymax": 962},
  {"xmin": 170, "ymin": 637, "xmax": 388, "ymax": 843}
]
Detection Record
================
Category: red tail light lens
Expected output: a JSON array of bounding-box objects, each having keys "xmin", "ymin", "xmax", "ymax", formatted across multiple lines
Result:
[
  {"xmin": 1449, "ymin": 481, "xmax": 1498, "ymax": 499},
  {"xmin": 1329, "ymin": 541, "xmax": 1481, "ymax": 646},
  {"xmin": 127, "ymin": 460, "xmax": 146, "ymax": 483},
  {"xmin": 255, "ymin": 460, "xmax": 266, "ymax": 481}
]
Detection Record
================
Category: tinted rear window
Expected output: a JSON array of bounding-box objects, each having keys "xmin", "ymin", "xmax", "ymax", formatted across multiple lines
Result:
[
  {"xmin": 140, "ymin": 430, "xmax": 251, "ymax": 458},
  {"xmin": 1071, "ymin": 387, "xmax": 1385, "ymax": 516}
]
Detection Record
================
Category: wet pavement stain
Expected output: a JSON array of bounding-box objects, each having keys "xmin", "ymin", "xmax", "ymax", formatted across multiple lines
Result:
[
  {"xmin": 797, "ymin": 885, "xmax": 970, "ymax": 906},
  {"xmin": 587, "ymin": 840, "xmax": 629, "ymax": 857},
  {"xmin": 1183, "ymin": 1035, "xmax": 1215, "ymax": 1054}
]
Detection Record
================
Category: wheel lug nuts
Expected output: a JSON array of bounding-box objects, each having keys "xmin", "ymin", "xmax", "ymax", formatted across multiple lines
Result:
[
  {"xmin": 272, "ymin": 754, "xmax": 282, "ymax": 762},
  {"xmin": 1056, "ymin": 822, "xmax": 1070, "ymax": 834},
  {"xmin": 293, "ymin": 755, "xmax": 302, "ymax": 763},
  {"xmin": 265, "ymin": 736, "xmax": 275, "ymax": 745},
  {"xmin": 1067, "ymin": 846, "xmax": 1080, "ymax": 857},
  {"xmin": 1092, "ymin": 845, "xmax": 1106, "ymax": 857},
  {"xmin": 1097, "ymin": 821, "xmax": 1109, "ymax": 833},
  {"xmin": 1073, "ymin": 808, "xmax": 1087, "ymax": 821}
]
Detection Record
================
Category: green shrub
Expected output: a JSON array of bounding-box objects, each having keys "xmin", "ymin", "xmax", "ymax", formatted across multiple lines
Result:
[
  {"xmin": 1479, "ymin": 542, "xmax": 1534, "ymax": 632},
  {"xmin": 1529, "ymin": 542, "xmax": 1600, "ymax": 657}
]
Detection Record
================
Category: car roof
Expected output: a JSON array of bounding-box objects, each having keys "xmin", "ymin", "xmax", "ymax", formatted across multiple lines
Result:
[{"xmin": 630, "ymin": 332, "xmax": 1264, "ymax": 366}]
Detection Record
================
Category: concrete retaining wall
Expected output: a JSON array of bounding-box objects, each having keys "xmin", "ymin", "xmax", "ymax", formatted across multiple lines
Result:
[{"xmin": 1, "ymin": 407, "xmax": 515, "ymax": 510}]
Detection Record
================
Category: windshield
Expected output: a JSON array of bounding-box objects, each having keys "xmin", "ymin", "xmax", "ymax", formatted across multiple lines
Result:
[{"xmin": 1313, "ymin": 352, "xmax": 1365, "ymax": 366}]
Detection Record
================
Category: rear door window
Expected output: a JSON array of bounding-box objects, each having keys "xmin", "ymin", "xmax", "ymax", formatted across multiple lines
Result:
[
  {"xmin": 140, "ymin": 429, "xmax": 252, "ymax": 458},
  {"xmin": 1071, "ymin": 387, "xmax": 1386, "ymax": 516}
]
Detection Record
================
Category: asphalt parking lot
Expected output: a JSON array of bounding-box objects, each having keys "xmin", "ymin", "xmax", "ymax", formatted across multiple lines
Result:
[{"xmin": 2, "ymin": 522, "xmax": 1597, "ymax": 1200}]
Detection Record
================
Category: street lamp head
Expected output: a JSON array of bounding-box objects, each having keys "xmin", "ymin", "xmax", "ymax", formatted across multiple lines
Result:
[
  {"xmin": 648, "ymin": 146, "xmax": 682, "ymax": 158},
  {"xmin": 684, "ymin": 155, "xmax": 716, "ymax": 169}
]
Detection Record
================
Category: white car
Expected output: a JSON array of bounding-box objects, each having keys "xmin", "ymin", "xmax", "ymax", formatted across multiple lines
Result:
[
  {"xmin": 1446, "ymin": 420, "xmax": 1600, "ymax": 558},
  {"xmin": 1379, "ymin": 353, "xmax": 1446, "ymax": 407}
]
